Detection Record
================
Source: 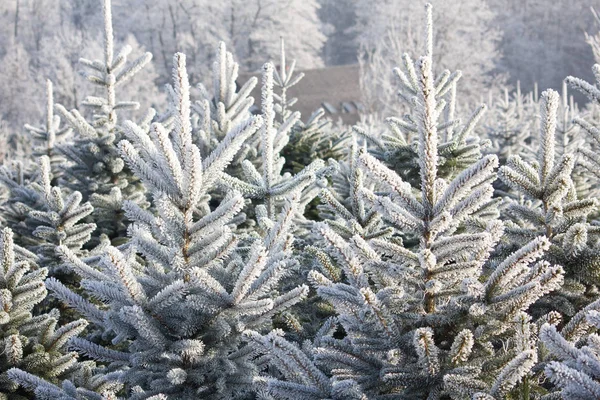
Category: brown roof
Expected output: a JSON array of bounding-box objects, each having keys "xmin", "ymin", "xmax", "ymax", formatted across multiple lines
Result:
[{"xmin": 238, "ymin": 64, "xmax": 363, "ymax": 126}]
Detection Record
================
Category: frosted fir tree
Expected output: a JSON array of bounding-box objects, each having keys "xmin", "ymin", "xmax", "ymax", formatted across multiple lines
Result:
[
  {"xmin": 566, "ymin": 63, "xmax": 600, "ymax": 195},
  {"xmin": 217, "ymin": 60, "xmax": 330, "ymax": 220},
  {"xmin": 497, "ymin": 89, "xmax": 600, "ymax": 318},
  {"xmin": 16, "ymin": 156, "xmax": 94, "ymax": 273},
  {"xmin": 0, "ymin": 80, "xmax": 70, "ymax": 248},
  {"xmin": 0, "ymin": 227, "xmax": 112, "ymax": 399},
  {"xmin": 322, "ymin": 4, "xmax": 499, "ymax": 243},
  {"xmin": 554, "ymin": 82, "xmax": 600, "ymax": 205},
  {"xmin": 553, "ymin": 82, "xmax": 582, "ymax": 160},
  {"xmin": 272, "ymin": 39, "xmax": 348, "ymax": 177},
  {"xmin": 0, "ymin": 154, "xmax": 96, "ymax": 317},
  {"xmin": 24, "ymin": 80, "xmax": 71, "ymax": 178},
  {"xmin": 354, "ymin": 6, "xmax": 491, "ymax": 190},
  {"xmin": 315, "ymin": 141, "xmax": 393, "ymax": 242},
  {"xmin": 483, "ymin": 86, "xmax": 534, "ymax": 171},
  {"xmin": 191, "ymin": 41, "xmax": 258, "ymax": 161},
  {"xmin": 484, "ymin": 81, "xmax": 593, "ymax": 201},
  {"xmin": 55, "ymin": 0, "xmax": 152, "ymax": 241},
  {"xmin": 189, "ymin": 39, "xmax": 339, "ymax": 230},
  {"xmin": 0, "ymin": 161, "xmax": 46, "ymax": 248},
  {"xmin": 245, "ymin": 6, "xmax": 565, "ymax": 399},
  {"xmin": 41, "ymin": 53, "xmax": 310, "ymax": 399},
  {"xmin": 281, "ymin": 108, "xmax": 348, "ymax": 176},
  {"xmin": 539, "ymin": 297, "xmax": 600, "ymax": 399}
]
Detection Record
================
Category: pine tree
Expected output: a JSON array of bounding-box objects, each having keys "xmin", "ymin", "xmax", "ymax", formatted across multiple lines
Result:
[
  {"xmin": 496, "ymin": 89, "xmax": 600, "ymax": 318},
  {"xmin": 539, "ymin": 299, "xmax": 600, "ymax": 399},
  {"xmin": 354, "ymin": 6, "xmax": 490, "ymax": 190},
  {"xmin": 5, "ymin": 1, "xmax": 600, "ymax": 399},
  {"xmin": 55, "ymin": 0, "xmax": 152, "ymax": 242},
  {"xmin": 246, "ymin": 5, "xmax": 565, "ymax": 399},
  {"xmin": 217, "ymin": 57, "xmax": 330, "ymax": 220},
  {"xmin": 0, "ymin": 227, "xmax": 110, "ymax": 399},
  {"xmin": 39, "ymin": 53, "xmax": 310, "ymax": 399},
  {"xmin": 24, "ymin": 80, "xmax": 71, "ymax": 178}
]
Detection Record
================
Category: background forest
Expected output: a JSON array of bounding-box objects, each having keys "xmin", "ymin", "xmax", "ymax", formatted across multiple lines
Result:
[
  {"xmin": 1, "ymin": 0, "xmax": 600, "ymax": 144},
  {"xmin": 2, "ymin": 0, "xmax": 600, "ymax": 399}
]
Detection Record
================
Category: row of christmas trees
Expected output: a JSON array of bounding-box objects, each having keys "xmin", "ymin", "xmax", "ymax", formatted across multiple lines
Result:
[{"xmin": 1, "ymin": 1, "xmax": 600, "ymax": 399}]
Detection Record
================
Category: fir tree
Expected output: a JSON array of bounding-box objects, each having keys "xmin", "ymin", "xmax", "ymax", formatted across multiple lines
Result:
[
  {"xmin": 0, "ymin": 153, "xmax": 97, "ymax": 325},
  {"xmin": 274, "ymin": 39, "xmax": 348, "ymax": 177},
  {"xmin": 353, "ymin": 7, "xmax": 490, "ymax": 190},
  {"xmin": 192, "ymin": 41, "xmax": 258, "ymax": 163},
  {"xmin": 15, "ymin": 156, "xmax": 94, "ymax": 274},
  {"xmin": 40, "ymin": 53, "xmax": 309, "ymax": 399},
  {"xmin": 539, "ymin": 299, "xmax": 600, "ymax": 399},
  {"xmin": 496, "ymin": 89, "xmax": 600, "ymax": 318},
  {"xmin": 566, "ymin": 63, "xmax": 600, "ymax": 190},
  {"xmin": 24, "ymin": 80, "xmax": 71, "ymax": 178},
  {"xmin": 0, "ymin": 161, "xmax": 46, "ymax": 249},
  {"xmin": 483, "ymin": 86, "xmax": 534, "ymax": 172},
  {"xmin": 0, "ymin": 227, "xmax": 111, "ymax": 399},
  {"xmin": 55, "ymin": 0, "xmax": 152, "ymax": 242},
  {"xmin": 246, "ymin": 5, "xmax": 565, "ymax": 399},
  {"xmin": 191, "ymin": 40, "xmax": 335, "ymax": 224},
  {"xmin": 4, "ymin": 1, "xmax": 600, "ymax": 399},
  {"xmin": 316, "ymin": 141, "xmax": 393, "ymax": 241},
  {"xmin": 217, "ymin": 59, "xmax": 330, "ymax": 220},
  {"xmin": 0, "ymin": 80, "xmax": 70, "ymax": 250}
]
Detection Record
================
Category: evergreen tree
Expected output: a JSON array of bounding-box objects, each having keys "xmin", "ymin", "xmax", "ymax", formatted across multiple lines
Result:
[
  {"xmin": 246, "ymin": 5, "xmax": 565, "ymax": 399},
  {"xmin": 539, "ymin": 299, "xmax": 600, "ymax": 399},
  {"xmin": 496, "ymin": 89, "xmax": 600, "ymax": 318},
  {"xmin": 483, "ymin": 86, "xmax": 535, "ymax": 169},
  {"xmin": 216, "ymin": 55, "xmax": 331, "ymax": 220},
  {"xmin": 0, "ymin": 227, "xmax": 112, "ymax": 399},
  {"xmin": 354, "ymin": 9, "xmax": 491, "ymax": 191},
  {"xmin": 191, "ymin": 40, "xmax": 336, "ymax": 224},
  {"xmin": 9, "ymin": 156, "xmax": 95, "ymax": 275},
  {"xmin": 37, "ymin": 53, "xmax": 309, "ymax": 399},
  {"xmin": 566, "ymin": 63, "xmax": 600, "ymax": 184},
  {"xmin": 191, "ymin": 41, "xmax": 258, "ymax": 162},
  {"xmin": 315, "ymin": 140, "xmax": 393, "ymax": 242},
  {"xmin": 24, "ymin": 80, "xmax": 71, "ymax": 177},
  {"xmin": 55, "ymin": 0, "xmax": 152, "ymax": 242},
  {"xmin": 0, "ymin": 161, "xmax": 46, "ymax": 249},
  {"xmin": 3, "ymin": 1, "xmax": 600, "ymax": 399},
  {"xmin": 273, "ymin": 39, "xmax": 349, "ymax": 177}
]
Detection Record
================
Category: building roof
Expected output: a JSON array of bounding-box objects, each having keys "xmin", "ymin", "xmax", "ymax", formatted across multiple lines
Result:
[{"xmin": 237, "ymin": 64, "xmax": 363, "ymax": 126}]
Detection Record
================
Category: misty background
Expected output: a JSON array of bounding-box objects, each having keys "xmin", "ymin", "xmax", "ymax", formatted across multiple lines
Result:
[{"xmin": 0, "ymin": 0, "xmax": 598, "ymax": 135}]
